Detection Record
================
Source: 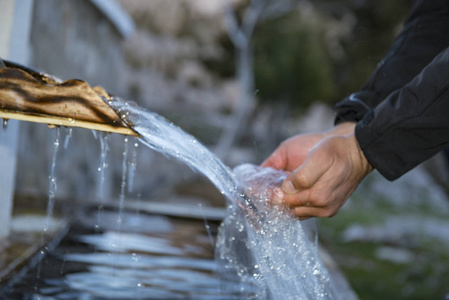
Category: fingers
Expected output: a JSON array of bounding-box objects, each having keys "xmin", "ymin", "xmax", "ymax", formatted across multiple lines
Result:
[
  {"xmin": 277, "ymin": 136, "xmax": 346, "ymax": 218},
  {"xmin": 261, "ymin": 147, "xmax": 286, "ymax": 169},
  {"xmin": 261, "ymin": 132, "xmax": 325, "ymax": 170},
  {"xmin": 285, "ymin": 189, "xmax": 341, "ymax": 219},
  {"xmin": 262, "ymin": 129, "xmax": 368, "ymax": 220},
  {"xmin": 271, "ymin": 186, "xmax": 285, "ymax": 205},
  {"xmin": 293, "ymin": 206, "xmax": 339, "ymax": 219},
  {"xmin": 261, "ymin": 138, "xmax": 288, "ymax": 169},
  {"xmin": 282, "ymin": 144, "xmax": 333, "ymax": 196},
  {"xmin": 282, "ymin": 188, "xmax": 315, "ymax": 207}
]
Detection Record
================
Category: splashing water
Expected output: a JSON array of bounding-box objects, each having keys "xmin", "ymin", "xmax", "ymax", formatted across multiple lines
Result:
[
  {"xmin": 109, "ymin": 99, "xmax": 339, "ymax": 299},
  {"xmin": 216, "ymin": 164, "xmax": 338, "ymax": 299}
]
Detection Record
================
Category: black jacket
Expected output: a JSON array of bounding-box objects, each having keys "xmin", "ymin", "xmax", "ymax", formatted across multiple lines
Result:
[{"xmin": 333, "ymin": 0, "xmax": 449, "ymax": 180}]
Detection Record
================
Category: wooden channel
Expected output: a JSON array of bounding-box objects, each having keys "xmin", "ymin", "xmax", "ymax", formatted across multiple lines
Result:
[{"xmin": 0, "ymin": 60, "xmax": 137, "ymax": 136}]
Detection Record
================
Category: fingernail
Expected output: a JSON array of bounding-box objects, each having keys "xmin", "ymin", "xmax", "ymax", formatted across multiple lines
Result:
[{"xmin": 282, "ymin": 180, "xmax": 297, "ymax": 195}]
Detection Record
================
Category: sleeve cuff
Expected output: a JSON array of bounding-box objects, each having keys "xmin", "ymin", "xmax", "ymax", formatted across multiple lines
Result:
[{"xmin": 333, "ymin": 92, "xmax": 376, "ymax": 125}]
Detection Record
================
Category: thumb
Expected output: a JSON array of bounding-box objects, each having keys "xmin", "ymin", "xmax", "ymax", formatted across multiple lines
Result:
[{"xmin": 282, "ymin": 147, "xmax": 332, "ymax": 195}]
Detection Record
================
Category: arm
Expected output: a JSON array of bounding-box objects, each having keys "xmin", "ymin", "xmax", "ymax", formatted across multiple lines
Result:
[
  {"xmin": 266, "ymin": 45, "xmax": 449, "ymax": 218},
  {"xmin": 263, "ymin": 1, "xmax": 449, "ymax": 218},
  {"xmin": 357, "ymin": 46, "xmax": 449, "ymax": 180},
  {"xmin": 334, "ymin": 0, "xmax": 449, "ymax": 123}
]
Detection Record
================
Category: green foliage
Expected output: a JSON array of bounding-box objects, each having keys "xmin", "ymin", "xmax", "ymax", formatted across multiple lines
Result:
[
  {"xmin": 253, "ymin": 11, "xmax": 335, "ymax": 110},
  {"xmin": 200, "ymin": 0, "xmax": 414, "ymax": 112}
]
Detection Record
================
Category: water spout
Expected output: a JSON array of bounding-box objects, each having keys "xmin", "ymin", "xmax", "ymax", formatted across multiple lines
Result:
[{"xmin": 0, "ymin": 58, "xmax": 137, "ymax": 136}]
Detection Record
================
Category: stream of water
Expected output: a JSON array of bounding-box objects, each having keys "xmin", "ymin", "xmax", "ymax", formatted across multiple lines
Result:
[
  {"xmin": 109, "ymin": 99, "xmax": 340, "ymax": 299},
  {"xmin": 1, "ymin": 99, "xmax": 340, "ymax": 299}
]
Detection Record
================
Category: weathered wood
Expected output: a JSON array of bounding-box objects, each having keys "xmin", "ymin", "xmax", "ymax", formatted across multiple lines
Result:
[{"xmin": 0, "ymin": 62, "xmax": 137, "ymax": 136}]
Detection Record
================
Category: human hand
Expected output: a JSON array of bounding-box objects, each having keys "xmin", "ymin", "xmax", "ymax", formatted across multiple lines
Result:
[
  {"xmin": 261, "ymin": 132, "xmax": 326, "ymax": 172},
  {"xmin": 262, "ymin": 122, "xmax": 372, "ymax": 218},
  {"xmin": 262, "ymin": 122, "xmax": 357, "ymax": 172},
  {"xmin": 281, "ymin": 133, "xmax": 373, "ymax": 219}
]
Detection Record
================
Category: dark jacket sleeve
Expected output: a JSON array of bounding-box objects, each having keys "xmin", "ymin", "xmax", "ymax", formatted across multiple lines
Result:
[
  {"xmin": 356, "ymin": 47, "xmax": 449, "ymax": 180},
  {"xmin": 334, "ymin": 0, "xmax": 449, "ymax": 124}
]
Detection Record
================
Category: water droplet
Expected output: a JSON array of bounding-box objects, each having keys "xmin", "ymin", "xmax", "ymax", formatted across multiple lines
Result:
[
  {"xmin": 2, "ymin": 118, "xmax": 8, "ymax": 129},
  {"xmin": 131, "ymin": 253, "xmax": 140, "ymax": 262}
]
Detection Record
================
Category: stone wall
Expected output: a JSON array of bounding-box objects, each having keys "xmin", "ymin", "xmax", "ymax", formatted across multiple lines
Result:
[
  {"xmin": 29, "ymin": 0, "xmax": 127, "ymax": 95},
  {"xmin": 14, "ymin": 0, "xmax": 194, "ymax": 203}
]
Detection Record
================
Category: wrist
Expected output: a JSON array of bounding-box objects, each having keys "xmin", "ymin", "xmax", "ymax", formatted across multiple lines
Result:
[
  {"xmin": 351, "ymin": 133, "xmax": 374, "ymax": 177},
  {"xmin": 325, "ymin": 122, "xmax": 356, "ymax": 137}
]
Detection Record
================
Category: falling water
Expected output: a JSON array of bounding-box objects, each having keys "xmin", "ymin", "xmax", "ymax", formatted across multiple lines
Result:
[
  {"xmin": 216, "ymin": 164, "xmax": 338, "ymax": 299},
  {"xmin": 118, "ymin": 136, "xmax": 129, "ymax": 227},
  {"xmin": 97, "ymin": 132, "xmax": 110, "ymax": 201},
  {"xmin": 95, "ymin": 132, "xmax": 110, "ymax": 232},
  {"xmin": 63, "ymin": 127, "xmax": 73, "ymax": 150},
  {"xmin": 128, "ymin": 138, "xmax": 139, "ymax": 194},
  {"xmin": 109, "ymin": 99, "xmax": 339, "ymax": 299},
  {"xmin": 34, "ymin": 126, "xmax": 62, "ymax": 295},
  {"xmin": 45, "ymin": 127, "xmax": 61, "ymax": 232},
  {"xmin": 110, "ymin": 100, "xmax": 254, "ymax": 215}
]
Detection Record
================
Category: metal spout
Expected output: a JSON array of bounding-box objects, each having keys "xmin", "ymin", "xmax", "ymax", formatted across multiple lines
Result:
[{"xmin": 0, "ymin": 58, "xmax": 137, "ymax": 136}]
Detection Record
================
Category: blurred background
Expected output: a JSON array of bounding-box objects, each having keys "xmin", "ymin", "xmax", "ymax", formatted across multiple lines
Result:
[{"xmin": 7, "ymin": 0, "xmax": 449, "ymax": 299}]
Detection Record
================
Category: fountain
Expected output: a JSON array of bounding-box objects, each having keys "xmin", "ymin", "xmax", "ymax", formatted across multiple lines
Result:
[{"xmin": 0, "ymin": 60, "xmax": 357, "ymax": 299}]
